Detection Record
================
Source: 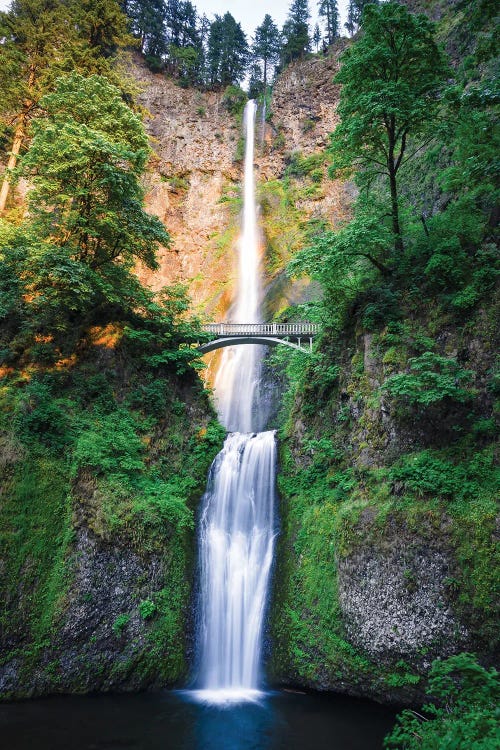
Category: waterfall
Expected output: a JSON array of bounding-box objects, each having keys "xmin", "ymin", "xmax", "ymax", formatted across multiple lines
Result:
[
  {"xmin": 213, "ymin": 100, "xmax": 264, "ymax": 433},
  {"xmin": 194, "ymin": 101, "xmax": 276, "ymax": 703}
]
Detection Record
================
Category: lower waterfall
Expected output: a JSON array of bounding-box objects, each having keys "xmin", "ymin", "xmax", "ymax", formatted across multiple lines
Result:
[
  {"xmin": 193, "ymin": 100, "xmax": 277, "ymax": 703},
  {"xmin": 196, "ymin": 431, "xmax": 276, "ymax": 701}
]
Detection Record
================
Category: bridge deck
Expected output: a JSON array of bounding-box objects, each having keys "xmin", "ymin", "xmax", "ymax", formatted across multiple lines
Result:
[{"xmin": 201, "ymin": 323, "xmax": 319, "ymax": 338}]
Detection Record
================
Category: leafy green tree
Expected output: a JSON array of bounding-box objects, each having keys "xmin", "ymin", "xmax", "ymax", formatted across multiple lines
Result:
[
  {"xmin": 385, "ymin": 654, "xmax": 499, "ymax": 749},
  {"xmin": 281, "ymin": 0, "xmax": 311, "ymax": 66},
  {"xmin": 318, "ymin": 0, "xmax": 339, "ymax": 45},
  {"xmin": 330, "ymin": 2, "xmax": 449, "ymax": 256},
  {"xmin": 252, "ymin": 14, "xmax": 281, "ymax": 92},
  {"xmin": 207, "ymin": 13, "xmax": 249, "ymax": 87},
  {"xmin": 0, "ymin": 0, "xmax": 131, "ymax": 213},
  {"xmin": 10, "ymin": 73, "xmax": 169, "ymax": 336}
]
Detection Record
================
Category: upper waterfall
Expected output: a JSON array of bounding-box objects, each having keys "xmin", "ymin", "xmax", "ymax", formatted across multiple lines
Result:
[{"xmin": 213, "ymin": 100, "xmax": 265, "ymax": 433}]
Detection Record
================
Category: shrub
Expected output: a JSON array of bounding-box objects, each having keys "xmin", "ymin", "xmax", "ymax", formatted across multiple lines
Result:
[
  {"xmin": 385, "ymin": 654, "xmax": 499, "ymax": 749},
  {"xmin": 72, "ymin": 410, "xmax": 145, "ymax": 478},
  {"xmin": 382, "ymin": 352, "xmax": 475, "ymax": 407},
  {"xmin": 138, "ymin": 599, "xmax": 157, "ymax": 620},
  {"xmin": 222, "ymin": 85, "xmax": 247, "ymax": 117},
  {"xmin": 112, "ymin": 613, "xmax": 130, "ymax": 636}
]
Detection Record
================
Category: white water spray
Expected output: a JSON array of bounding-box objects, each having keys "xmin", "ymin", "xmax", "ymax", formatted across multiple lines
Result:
[{"xmin": 195, "ymin": 101, "xmax": 276, "ymax": 703}]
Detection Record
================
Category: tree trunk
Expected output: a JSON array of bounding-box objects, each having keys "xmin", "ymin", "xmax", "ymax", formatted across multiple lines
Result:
[
  {"xmin": 388, "ymin": 137, "xmax": 403, "ymax": 253},
  {"xmin": 0, "ymin": 66, "xmax": 36, "ymax": 214},
  {"xmin": 0, "ymin": 115, "xmax": 26, "ymax": 214}
]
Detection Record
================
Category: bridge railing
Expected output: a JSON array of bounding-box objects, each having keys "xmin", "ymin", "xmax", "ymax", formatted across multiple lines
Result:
[{"xmin": 201, "ymin": 322, "xmax": 320, "ymax": 337}]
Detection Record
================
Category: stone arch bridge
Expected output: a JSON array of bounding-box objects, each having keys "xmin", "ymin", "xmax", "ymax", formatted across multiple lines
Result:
[{"xmin": 197, "ymin": 323, "xmax": 319, "ymax": 354}]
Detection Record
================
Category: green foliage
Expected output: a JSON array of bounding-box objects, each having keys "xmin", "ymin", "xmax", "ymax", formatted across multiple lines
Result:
[
  {"xmin": 73, "ymin": 410, "xmax": 145, "ymax": 477},
  {"xmin": 207, "ymin": 13, "xmax": 249, "ymax": 87},
  {"xmin": 281, "ymin": 0, "xmax": 311, "ymax": 66},
  {"xmin": 319, "ymin": 0, "xmax": 340, "ymax": 45},
  {"xmin": 385, "ymin": 654, "xmax": 500, "ymax": 749},
  {"xmin": 389, "ymin": 448, "xmax": 498, "ymax": 503},
  {"xmin": 138, "ymin": 599, "xmax": 157, "ymax": 620},
  {"xmin": 20, "ymin": 73, "xmax": 168, "ymax": 273},
  {"xmin": 252, "ymin": 14, "xmax": 281, "ymax": 89},
  {"xmin": 285, "ymin": 151, "xmax": 323, "ymax": 178},
  {"xmin": 0, "ymin": 452, "xmax": 72, "ymax": 653},
  {"xmin": 13, "ymin": 380, "xmax": 74, "ymax": 450},
  {"xmin": 222, "ymin": 84, "xmax": 248, "ymax": 117},
  {"xmin": 383, "ymin": 352, "xmax": 475, "ymax": 407},
  {"xmin": 112, "ymin": 613, "xmax": 130, "ymax": 636},
  {"xmin": 330, "ymin": 2, "xmax": 449, "ymax": 254}
]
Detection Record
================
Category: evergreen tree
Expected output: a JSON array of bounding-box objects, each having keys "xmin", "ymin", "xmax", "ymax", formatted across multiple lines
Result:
[
  {"xmin": 125, "ymin": 0, "xmax": 167, "ymax": 59},
  {"xmin": 318, "ymin": 0, "xmax": 339, "ymax": 45},
  {"xmin": 252, "ymin": 14, "xmax": 281, "ymax": 91},
  {"xmin": 281, "ymin": 0, "xmax": 311, "ymax": 66},
  {"xmin": 207, "ymin": 13, "xmax": 249, "ymax": 87},
  {"xmin": 330, "ymin": 2, "xmax": 449, "ymax": 256},
  {"xmin": 313, "ymin": 22, "xmax": 321, "ymax": 52},
  {"xmin": 167, "ymin": 1, "xmax": 203, "ymax": 84},
  {"xmin": 345, "ymin": 0, "xmax": 378, "ymax": 36},
  {"xmin": 248, "ymin": 63, "xmax": 264, "ymax": 100}
]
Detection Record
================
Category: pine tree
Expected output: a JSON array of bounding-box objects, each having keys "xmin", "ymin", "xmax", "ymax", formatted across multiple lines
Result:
[
  {"xmin": 207, "ymin": 13, "xmax": 249, "ymax": 87},
  {"xmin": 313, "ymin": 23, "xmax": 321, "ymax": 52},
  {"xmin": 318, "ymin": 0, "xmax": 339, "ymax": 46},
  {"xmin": 167, "ymin": 1, "xmax": 203, "ymax": 84},
  {"xmin": 345, "ymin": 0, "xmax": 379, "ymax": 36},
  {"xmin": 252, "ymin": 14, "xmax": 281, "ymax": 92},
  {"xmin": 281, "ymin": 0, "xmax": 311, "ymax": 66},
  {"xmin": 125, "ymin": 0, "xmax": 167, "ymax": 58}
]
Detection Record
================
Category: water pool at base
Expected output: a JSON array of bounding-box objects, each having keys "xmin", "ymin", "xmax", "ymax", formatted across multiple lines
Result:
[{"xmin": 0, "ymin": 689, "xmax": 396, "ymax": 750}]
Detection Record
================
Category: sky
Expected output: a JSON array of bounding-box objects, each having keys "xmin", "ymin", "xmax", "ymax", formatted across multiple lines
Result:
[
  {"xmin": 0, "ymin": 0, "xmax": 351, "ymax": 39},
  {"xmin": 194, "ymin": 1, "xmax": 350, "ymax": 40}
]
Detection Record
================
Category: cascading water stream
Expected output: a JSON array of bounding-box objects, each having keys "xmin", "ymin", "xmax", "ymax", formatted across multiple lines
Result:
[
  {"xmin": 213, "ymin": 100, "xmax": 264, "ymax": 434},
  {"xmin": 194, "ymin": 101, "xmax": 276, "ymax": 703}
]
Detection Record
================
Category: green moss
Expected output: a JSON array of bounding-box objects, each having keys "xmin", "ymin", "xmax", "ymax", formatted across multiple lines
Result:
[
  {"xmin": 0, "ymin": 338, "xmax": 224, "ymax": 689},
  {"xmin": 259, "ymin": 179, "xmax": 310, "ymax": 277},
  {"xmin": 0, "ymin": 453, "xmax": 72, "ymax": 655}
]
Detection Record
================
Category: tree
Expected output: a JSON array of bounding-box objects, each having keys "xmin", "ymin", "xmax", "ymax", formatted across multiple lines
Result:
[
  {"xmin": 124, "ymin": 0, "xmax": 167, "ymax": 58},
  {"xmin": 313, "ymin": 23, "xmax": 321, "ymax": 52},
  {"xmin": 345, "ymin": 0, "xmax": 378, "ymax": 36},
  {"xmin": 330, "ymin": 2, "xmax": 449, "ymax": 255},
  {"xmin": 0, "ymin": 0, "xmax": 130, "ymax": 213},
  {"xmin": 207, "ymin": 13, "xmax": 249, "ymax": 87},
  {"xmin": 385, "ymin": 654, "xmax": 499, "ymax": 749},
  {"xmin": 252, "ymin": 14, "xmax": 281, "ymax": 92},
  {"xmin": 318, "ymin": 0, "xmax": 339, "ymax": 46},
  {"xmin": 16, "ymin": 73, "xmax": 169, "ymax": 329},
  {"xmin": 281, "ymin": 0, "xmax": 311, "ymax": 66}
]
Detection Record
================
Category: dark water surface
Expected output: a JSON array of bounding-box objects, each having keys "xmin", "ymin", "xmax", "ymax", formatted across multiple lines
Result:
[{"xmin": 0, "ymin": 689, "xmax": 396, "ymax": 750}]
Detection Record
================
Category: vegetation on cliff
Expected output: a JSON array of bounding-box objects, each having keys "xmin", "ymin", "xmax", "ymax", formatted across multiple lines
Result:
[
  {"xmin": 269, "ymin": 0, "xmax": 498, "ymax": 739},
  {"xmin": 0, "ymin": 15, "xmax": 223, "ymax": 695}
]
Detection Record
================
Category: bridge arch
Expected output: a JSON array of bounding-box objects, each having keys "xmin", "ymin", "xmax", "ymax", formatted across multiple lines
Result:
[{"xmin": 197, "ymin": 336, "xmax": 312, "ymax": 355}]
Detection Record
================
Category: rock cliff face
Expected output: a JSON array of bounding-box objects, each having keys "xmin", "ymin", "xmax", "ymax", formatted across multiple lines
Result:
[
  {"xmin": 0, "ymin": 338, "xmax": 222, "ymax": 699},
  {"xmin": 269, "ymin": 289, "xmax": 499, "ymax": 703},
  {"xmin": 134, "ymin": 50, "xmax": 351, "ymax": 320}
]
